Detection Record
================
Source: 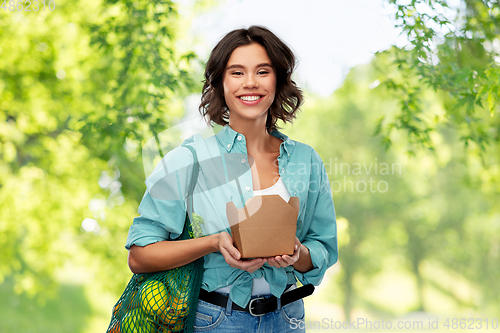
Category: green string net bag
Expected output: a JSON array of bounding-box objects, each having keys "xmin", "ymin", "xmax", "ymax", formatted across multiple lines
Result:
[
  {"xmin": 107, "ymin": 144, "xmax": 203, "ymax": 333},
  {"xmin": 106, "ymin": 219, "xmax": 204, "ymax": 333}
]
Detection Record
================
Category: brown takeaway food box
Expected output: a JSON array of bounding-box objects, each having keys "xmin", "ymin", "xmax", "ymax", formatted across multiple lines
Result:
[{"xmin": 226, "ymin": 195, "xmax": 300, "ymax": 258}]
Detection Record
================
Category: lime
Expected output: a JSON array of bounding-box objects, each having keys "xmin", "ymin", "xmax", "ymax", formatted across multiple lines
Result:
[{"xmin": 121, "ymin": 308, "xmax": 154, "ymax": 333}]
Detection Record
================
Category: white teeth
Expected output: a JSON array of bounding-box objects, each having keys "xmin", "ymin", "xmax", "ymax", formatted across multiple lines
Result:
[{"xmin": 239, "ymin": 95, "xmax": 261, "ymax": 101}]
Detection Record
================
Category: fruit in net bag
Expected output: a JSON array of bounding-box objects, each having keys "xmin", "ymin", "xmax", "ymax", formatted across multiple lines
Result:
[
  {"xmin": 140, "ymin": 280, "xmax": 168, "ymax": 317},
  {"xmin": 121, "ymin": 308, "xmax": 154, "ymax": 333},
  {"xmin": 158, "ymin": 294, "xmax": 188, "ymax": 325}
]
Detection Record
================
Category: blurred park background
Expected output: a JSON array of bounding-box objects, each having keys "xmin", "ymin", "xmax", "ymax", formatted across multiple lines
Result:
[{"xmin": 1, "ymin": 0, "xmax": 500, "ymax": 332}]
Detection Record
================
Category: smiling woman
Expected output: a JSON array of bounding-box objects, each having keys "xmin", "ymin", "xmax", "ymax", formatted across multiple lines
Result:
[
  {"xmin": 126, "ymin": 25, "xmax": 338, "ymax": 333},
  {"xmin": 200, "ymin": 26, "xmax": 303, "ymax": 134},
  {"xmin": 222, "ymin": 43, "xmax": 277, "ymax": 128}
]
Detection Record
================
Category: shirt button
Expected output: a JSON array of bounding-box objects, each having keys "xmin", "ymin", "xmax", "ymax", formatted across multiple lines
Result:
[
  {"xmin": 227, "ymin": 144, "xmax": 231, "ymax": 149},
  {"xmin": 245, "ymin": 186, "xmax": 250, "ymax": 191},
  {"xmin": 241, "ymin": 159, "xmax": 246, "ymax": 164},
  {"xmin": 237, "ymin": 136, "xmax": 242, "ymax": 141},
  {"xmin": 281, "ymin": 168, "xmax": 285, "ymax": 173}
]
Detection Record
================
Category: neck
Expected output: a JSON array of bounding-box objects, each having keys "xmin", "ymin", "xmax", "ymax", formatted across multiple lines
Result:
[{"xmin": 228, "ymin": 118, "xmax": 275, "ymax": 155}]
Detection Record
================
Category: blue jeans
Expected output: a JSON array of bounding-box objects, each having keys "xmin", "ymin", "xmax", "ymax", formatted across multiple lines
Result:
[{"xmin": 193, "ymin": 295, "xmax": 306, "ymax": 332}]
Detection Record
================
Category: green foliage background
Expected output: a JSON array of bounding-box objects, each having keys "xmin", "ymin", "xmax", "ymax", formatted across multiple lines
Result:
[{"xmin": 0, "ymin": 0, "xmax": 499, "ymax": 331}]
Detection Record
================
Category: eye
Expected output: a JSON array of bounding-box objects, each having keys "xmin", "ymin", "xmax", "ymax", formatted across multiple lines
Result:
[
  {"xmin": 258, "ymin": 70, "xmax": 269, "ymax": 75},
  {"xmin": 231, "ymin": 71, "xmax": 243, "ymax": 76}
]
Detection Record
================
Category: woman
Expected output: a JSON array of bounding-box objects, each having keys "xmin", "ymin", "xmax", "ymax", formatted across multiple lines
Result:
[{"xmin": 126, "ymin": 26, "xmax": 338, "ymax": 332}]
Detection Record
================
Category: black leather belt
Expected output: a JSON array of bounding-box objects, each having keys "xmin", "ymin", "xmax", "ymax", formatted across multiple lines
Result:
[{"xmin": 198, "ymin": 284, "xmax": 315, "ymax": 316}]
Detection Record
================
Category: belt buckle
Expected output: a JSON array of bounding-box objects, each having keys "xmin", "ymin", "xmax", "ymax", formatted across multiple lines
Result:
[{"xmin": 248, "ymin": 296, "xmax": 265, "ymax": 317}]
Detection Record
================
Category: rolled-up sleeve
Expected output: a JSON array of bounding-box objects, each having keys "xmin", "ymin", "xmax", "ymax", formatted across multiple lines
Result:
[
  {"xmin": 125, "ymin": 145, "xmax": 195, "ymax": 250},
  {"xmin": 294, "ymin": 150, "xmax": 338, "ymax": 285}
]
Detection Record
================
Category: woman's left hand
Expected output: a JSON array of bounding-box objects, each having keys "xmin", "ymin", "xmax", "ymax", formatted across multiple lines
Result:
[{"xmin": 266, "ymin": 237, "xmax": 301, "ymax": 268}]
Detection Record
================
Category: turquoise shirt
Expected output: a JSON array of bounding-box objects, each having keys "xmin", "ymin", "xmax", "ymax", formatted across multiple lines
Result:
[{"xmin": 126, "ymin": 124, "xmax": 338, "ymax": 308}]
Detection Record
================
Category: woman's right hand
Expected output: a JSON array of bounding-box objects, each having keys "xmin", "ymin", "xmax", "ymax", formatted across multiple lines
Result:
[{"xmin": 217, "ymin": 232, "xmax": 267, "ymax": 273}]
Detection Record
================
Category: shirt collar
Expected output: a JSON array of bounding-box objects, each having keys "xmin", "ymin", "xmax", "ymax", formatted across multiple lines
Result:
[{"xmin": 216, "ymin": 124, "xmax": 295, "ymax": 159}]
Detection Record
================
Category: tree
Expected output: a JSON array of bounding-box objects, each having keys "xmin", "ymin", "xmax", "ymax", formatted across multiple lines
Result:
[
  {"xmin": 0, "ymin": 0, "xmax": 113, "ymax": 298},
  {"xmin": 284, "ymin": 49, "xmax": 499, "ymax": 319},
  {"xmin": 377, "ymin": 0, "xmax": 500, "ymax": 154},
  {"xmin": 0, "ymin": 0, "xmax": 201, "ymax": 302}
]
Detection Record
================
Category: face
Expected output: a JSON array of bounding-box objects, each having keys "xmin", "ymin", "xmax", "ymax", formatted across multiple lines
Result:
[{"xmin": 223, "ymin": 43, "xmax": 276, "ymax": 126}]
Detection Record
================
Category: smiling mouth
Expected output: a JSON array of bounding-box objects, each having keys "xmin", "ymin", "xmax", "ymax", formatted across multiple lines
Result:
[{"xmin": 238, "ymin": 95, "xmax": 262, "ymax": 101}]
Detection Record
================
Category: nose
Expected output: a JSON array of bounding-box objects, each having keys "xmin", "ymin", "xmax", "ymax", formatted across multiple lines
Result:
[{"xmin": 242, "ymin": 74, "xmax": 258, "ymax": 88}]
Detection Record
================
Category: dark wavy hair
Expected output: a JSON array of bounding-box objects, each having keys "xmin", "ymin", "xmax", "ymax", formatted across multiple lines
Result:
[{"xmin": 199, "ymin": 26, "xmax": 303, "ymax": 132}]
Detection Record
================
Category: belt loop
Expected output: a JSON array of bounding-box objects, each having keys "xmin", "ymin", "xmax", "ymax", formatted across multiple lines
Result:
[
  {"xmin": 225, "ymin": 295, "xmax": 233, "ymax": 316},
  {"xmin": 277, "ymin": 296, "xmax": 282, "ymax": 310}
]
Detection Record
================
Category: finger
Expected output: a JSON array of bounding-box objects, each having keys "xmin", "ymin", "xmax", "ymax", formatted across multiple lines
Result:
[
  {"xmin": 219, "ymin": 246, "xmax": 239, "ymax": 266},
  {"xmin": 244, "ymin": 259, "xmax": 267, "ymax": 273},
  {"xmin": 237, "ymin": 258, "xmax": 266, "ymax": 273},
  {"xmin": 294, "ymin": 237, "xmax": 301, "ymax": 251},
  {"xmin": 267, "ymin": 258, "xmax": 280, "ymax": 268},
  {"xmin": 278, "ymin": 256, "xmax": 290, "ymax": 267},
  {"xmin": 281, "ymin": 255, "xmax": 296, "ymax": 266},
  {"xmin": 219, "ymin": 232, "xmax": 241, "ymax": 260},
  {"xmin": 220, "ymin": 245, "xmax": 245, "ymax": 266},
  {"xmin": 221, "ymin": 250, "xmax": 265, "ymax": 271},
  {"xmin": 232, "ymin": 250, "xmax": 241, "ymax": 260},
  {"xmin": 289, "ymin": 246, "xmax": 300, "ymax": 262},
  {"xmin": 273, "ymin": 256, "xmax": 289, "ymax": 268}
]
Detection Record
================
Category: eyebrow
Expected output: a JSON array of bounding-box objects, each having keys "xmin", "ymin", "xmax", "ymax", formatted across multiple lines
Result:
[{"xmin": 226, "ymin": 63, "xmax": 273, "ymax": 70}]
